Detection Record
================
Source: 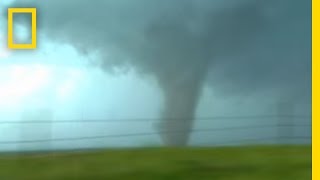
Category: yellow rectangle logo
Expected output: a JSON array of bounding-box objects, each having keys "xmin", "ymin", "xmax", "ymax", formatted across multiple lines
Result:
[{"xmin": 7, "ymin": 8, "xmax": 37, "ymax": 49}]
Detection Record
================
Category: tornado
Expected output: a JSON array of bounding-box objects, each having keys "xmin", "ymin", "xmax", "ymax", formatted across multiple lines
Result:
[
  {"xmin": 156, "ymin": 64, "xmax": 209, "ymax": 146},
  {"xmin": 140, "ymin": 3, "xmax": 264, "ymax": 146},
  {"xmin": 6, "ymin": 0, "xmax": 279, "ymax": 146}
]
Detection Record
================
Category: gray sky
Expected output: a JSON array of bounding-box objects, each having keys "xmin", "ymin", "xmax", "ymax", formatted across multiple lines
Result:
[{"xmin": 0, "ymin": 0, "xmax": 311, "ymax": 151}]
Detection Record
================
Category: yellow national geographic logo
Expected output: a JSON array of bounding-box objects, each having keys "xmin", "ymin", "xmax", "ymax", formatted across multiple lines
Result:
[{"xmin": 7, "ymin": 8, "xmax": 37, "ymax": 49}]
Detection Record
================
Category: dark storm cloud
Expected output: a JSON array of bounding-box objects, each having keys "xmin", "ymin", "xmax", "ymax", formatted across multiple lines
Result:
[
  {"xmin": 208, "ymin": 1, "xmax": 311, "ymax": 101},
  {"xmin": 5, "ymin": 0, "xmax": 311, "ymax": 145}
]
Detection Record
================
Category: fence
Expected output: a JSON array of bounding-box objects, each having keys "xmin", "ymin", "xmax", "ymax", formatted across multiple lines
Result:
[{"xmin": 0, "ymin": 114, "xmax": 312, "ymax": 152}]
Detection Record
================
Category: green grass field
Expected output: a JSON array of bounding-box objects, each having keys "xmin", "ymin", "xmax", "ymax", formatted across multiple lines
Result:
[{"xmin": 0, "ymin": 145, "xmax": 311, "ymax": 180}]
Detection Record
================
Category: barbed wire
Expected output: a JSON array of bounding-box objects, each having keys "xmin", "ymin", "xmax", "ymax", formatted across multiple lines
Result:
[
  {"xmin": 0, "ymin": 114, "xmax": 312, "ymax": 124},
  {"xmin": 0, "ymin": 124, "xmax": 311, "ymax": 145},
  {"xmin": 200, "ymin": 136, "xmax": 311, "ymax": 146}
]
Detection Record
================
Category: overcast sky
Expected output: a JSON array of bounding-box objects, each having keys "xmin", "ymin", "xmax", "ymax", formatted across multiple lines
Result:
[{"xmin": 0, "ymin": 0, "xmax": 311, "ymax": 151}]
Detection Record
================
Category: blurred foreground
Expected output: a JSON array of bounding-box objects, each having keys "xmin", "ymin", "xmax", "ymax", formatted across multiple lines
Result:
[{"xmin": 0, "ymin": 145, "xmax": 311, "ymax": 180}]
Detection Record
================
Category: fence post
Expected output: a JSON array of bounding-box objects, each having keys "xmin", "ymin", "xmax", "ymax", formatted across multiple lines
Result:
[{"xmin": 276, "ymin": 102, "xmax": 295, "ymax": 144}]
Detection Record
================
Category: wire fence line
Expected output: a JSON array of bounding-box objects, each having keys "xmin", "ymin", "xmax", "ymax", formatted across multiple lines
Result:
[
  {"xmin": 199, "ymin": 136, "xmax": 311, "ymax": 147},
  {"xmin": 0, "ymin": 123, "xmax": 311, "ymax": 145},
  {"xmin": 0, "ymin": 114, "xmax": 312, "ymax": 124}
]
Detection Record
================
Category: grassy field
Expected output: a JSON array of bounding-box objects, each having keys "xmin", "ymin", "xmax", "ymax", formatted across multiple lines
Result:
[{"xmin": 0, "ymin": 145, "xmax": 311, "ymax": 180}]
